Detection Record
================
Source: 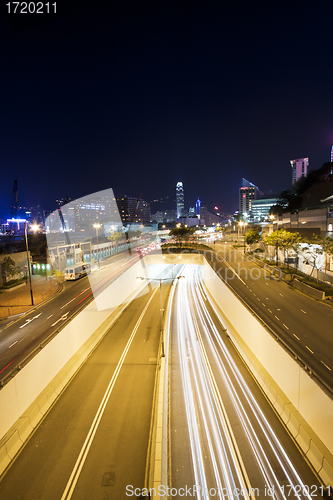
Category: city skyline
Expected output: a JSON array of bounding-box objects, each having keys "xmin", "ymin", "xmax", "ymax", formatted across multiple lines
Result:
[{"xmin": 1, "ymin": 2, "xmax": 333, "ymax": 216}]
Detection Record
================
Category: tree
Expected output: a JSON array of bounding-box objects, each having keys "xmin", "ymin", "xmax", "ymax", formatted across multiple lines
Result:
[
  {"xmin": 284, "ymin": 231, "xmax": 303, "ymax": 270},
  {"xmin": 169, "ymin": 226, "xmax": 196, "ymax": 245},
  {"xmin": 263, "ymin": 229, "xmax": 287, "ymax": 266},
  {"xmin": 244, "ymin": 229, "xmax": 261, "ymax": 248},
  {"xmin": 1, "ymin": 256, "xmax": 21, "ymax": 282}
]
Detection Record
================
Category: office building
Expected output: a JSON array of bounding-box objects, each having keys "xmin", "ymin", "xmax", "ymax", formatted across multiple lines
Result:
[
  {"xmin": 239, "ymin": 178, "xmax": 259, "ymax": 217},
  {"xmin": 176, "ymin": 182, "xmax": 185, "ymax": 218},
  {"xmin": 196, "ymin": 198, "xmax": 201, "ymax": 218},
  {"xmin": 290, "ymin": 157, "xmax": 308, "ymax": 185},
  {"xmin": 116, "ymin": 196, "xmax": 151, "ymax": 224},
  {"xmin": 251, "ymin": 198, "xmax": 279, "ymax": 221}
]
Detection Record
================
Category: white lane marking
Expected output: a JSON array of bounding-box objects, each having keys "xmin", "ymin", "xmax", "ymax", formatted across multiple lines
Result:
[
  {"xmin": 321, "ymin": 361, "xmax": 332, "ymax": 371},
  {"xmin": 19, "ymin": 313, "xmax": 42, "ymax": 329},
  {"xmin": 293, "ymin": 334, "xmax": 300, "ymax": 340},
  {"xmin": 279, "ymin": 293, "xmax": 284, "ymax": 297},
  {"xmin": 266, "ymin": 297, "xmax": 269, "ymax": 300},
  {"xmin": 277, "ymin": 308, "xmax": 281, "ymax": 311},
  {"xmin": 265, "ymin": 283, "xmax": 268, "ymax": 285},
  {"xmin": 47, "ymin": 314, "xmax": 53, "ymax": 319},
  {"xmin": 275, "ymin": 316, "xmax": 280, "ymax": 321},
  {"xmin": 253, "ymin": 293, "xmax": 256, "ymax": 296},
  {"xmin": 262, "ymin": 303, "xmax": 266, "ymax": 307},
  {"xmin": 9, "ymin": 341, "xmax": 18, "ymax": 348},
  {"xmin": 305, "ymin": 346, "xmax": 313, "ymax": 354},
  {"xmin": 257, "ymin": 297, "xmax": 260, "ymax": 301},
  {"xmin": 59, "ymin": 288, "xmax": 158, "ymax": 500},
  {"xmin": 51, "ymin": 312, "xmax": 69, "ymax": 326},
  {"xmin": 268, "ymin": 309, "xmax": 272, "ymax": 313},
  {"xmin": 61, "ymin": 297, "xmax": 77, "ymax": 309},
  {"xmin": 301, "ymin": 309, "xmax": 307, "ymax": 314},
  {"xmin": 283, "ymin": 324, "xmax": 289, "ymax": 330}
]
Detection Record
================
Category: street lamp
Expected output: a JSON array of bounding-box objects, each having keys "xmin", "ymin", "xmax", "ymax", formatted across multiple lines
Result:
[
  {"xmin": 24, "ymin": 221, "xmax": 34, "ymax": 305},
  {"xmin": 93, "ymin": 223, "xmax": 102, "ymax": 269},
  {"xmin": 136, "ymin": 275, "xmax": 185, "ymax": 357}
]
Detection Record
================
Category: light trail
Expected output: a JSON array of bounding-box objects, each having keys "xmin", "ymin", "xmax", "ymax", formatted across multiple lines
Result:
[{"xmin": 173, "ymin": 265, "xmax": 315, "ymax": 500}]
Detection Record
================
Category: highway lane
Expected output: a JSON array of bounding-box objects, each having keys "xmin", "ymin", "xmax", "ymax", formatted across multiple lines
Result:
[
  {"xmin": 0, "ymin": 251, "xmax": 141, "ymax": 383},
  {"xmin": 170, "ymin": 265, "xmax": 321, "ymax": 499},
  {"xmin": 205, "ymin": 242, "xmax": 333, "ymax": 392},
  {"xmin": 0, "ymin": 278, "xmax": 171, "ymax": 499}
]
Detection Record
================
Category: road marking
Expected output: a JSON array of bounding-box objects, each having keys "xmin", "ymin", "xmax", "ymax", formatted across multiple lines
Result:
[
  {"xmin": 266, "ymin": 297, "xmax": 269, "ymax": 300},
  {"xmin": 262, "ymin": 303, "xmax": 266, "ymax": 307},
  {"xmin": 301, "ymin": 309, "xmax": 307, "ymax": 314},
  {"xmin": 59, "ymin": 288, "xmax": 158, "ymax": 500},
  {"xmin": 293, "ymin": 334, "xmax": 300, "ymax": 340},
  {"xmin": 283, "ymin": 324, "xmax": 289, "ymax": 330},
  {"xmin": 47, "ymin": 314, "xmax": 53, "ymax": 319},
  {"xmin": 305, "ymin": 346, "xmax": 313, "ymax": 354},
  {"xmin": 268, "ymin": 309, "xmax": 272, "ymax": 313},
  {"xmin": 265, "ymin": 283, "xmax": 268, "ymax": 285},
  {"xmin": 279, "ymin": 293, "xmax": 284, "ymax": 297},
  {"xmin": 321, "ymin": 361, "xmax": 332, "ymax": 371},
  {"xmin": 257, "ymin": 297, "xmax": 260, "ymax": 301},
  {"xmin": 253, "ymin": 293, "xmax": 256, "ymax": 296},
  {"xmin": 19, "ymin": 314, "xmax": 42, "ymax": 329},
  {"xmin": 249, "ymin": 289, "xmax": 252, "ymax": 292},
  {"xmin": 51, "ymin": 312, "xmax": 69, "ymax": 326},
  {"xmin": 277, "ymin": 308, "xmax": 281, "ymax": 311},
  {"xmin": 9, "ymin": 341, "xmax": 18, "ymax": 348},
  {"xmin": 275, "ymin": 316, "xmax": 280, "ymax": 321}
]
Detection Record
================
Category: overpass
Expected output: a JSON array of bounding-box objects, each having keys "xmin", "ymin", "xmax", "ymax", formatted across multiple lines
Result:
[{"xmin": 0, "ymin": 254, "xmax": 332, "ymax": 498}]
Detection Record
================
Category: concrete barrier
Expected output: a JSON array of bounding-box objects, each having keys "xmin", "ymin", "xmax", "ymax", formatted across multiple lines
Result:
[
  {"xmin": 0, "ymin": 258, "xmax": 169, "ymax": 477},
  {"xmin": 147, "ymin": 269, "xmax": 177, "ymax": 499},
  {"xmin": 290, "ymin": 278, "xmax": 325, "ymax": 300},
  {"xmin": 202, "ymin": 258, "xmax": 333, "ymax": 486}
]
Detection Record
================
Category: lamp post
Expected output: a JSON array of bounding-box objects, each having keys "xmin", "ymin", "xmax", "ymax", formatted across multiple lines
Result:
[
  {"xmin": 93, "ymin": 223, "xmax": 101, "ymax": 269},
  {"xmin": 24, "ymin": 221, "xmax": 34, "ymax": 306},
  {"xmin": 136, "ymin": 275, "xmax": 185, "ymax": 357}
]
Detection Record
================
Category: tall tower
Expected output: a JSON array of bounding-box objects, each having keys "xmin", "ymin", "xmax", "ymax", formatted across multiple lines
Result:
[
  {"xmin": 290, "ymin": 157, "xmax": 308, "ymax": 185},
  {"xmin": 331, "ymin": 145, "xmax": 333, "ymax": 163},
  {"xmin": 239, "ymin": 178, "xmax": 258, "ymax": 217},
  {"xmin": 176, "ymin": 182, "xmax": 185, "ymax": 219},
  {"xmin": 195, "ymin": 197, "xmax": 201, "ymax": 218}
]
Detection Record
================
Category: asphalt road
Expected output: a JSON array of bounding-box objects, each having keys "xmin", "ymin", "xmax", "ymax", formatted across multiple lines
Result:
[
  {"xmin": 0, "ymin": 251, "xmax": 141, "ymax": 384},
  {"xmin": 170, "ymin": 264, "xmax": 321, "ymax": 499},
  {"xmin": 0, "ymin": 279, "xmax": 170, "ymax": 499},
  {"xmin": 205, "ymin": 241, "xmax": 333, "ymax": 393}
]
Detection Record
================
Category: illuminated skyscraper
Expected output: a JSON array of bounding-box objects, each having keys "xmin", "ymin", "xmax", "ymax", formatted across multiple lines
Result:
[
  {"xmin": 176, "ymin": 182, "xmax": 185, "ymax": 218},
  {"xmin": 239, "ymin": 178, "xmax": 259, "ymax": 217},
  {"xmin": 290, "ymin": 157, "xmax": 308, "ymax": 185},
  {"xmin": 331, "ymin": 145, "xmax": 333, "ymax": 163},
  {"xmin": 195, "ymin": 197, "xmax": 201, "ymax": 217}
]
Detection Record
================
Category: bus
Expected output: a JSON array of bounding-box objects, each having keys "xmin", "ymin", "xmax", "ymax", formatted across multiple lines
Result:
[{"xmin": 64, "ymin": 262, "xmax": 91, "ymax": 280}]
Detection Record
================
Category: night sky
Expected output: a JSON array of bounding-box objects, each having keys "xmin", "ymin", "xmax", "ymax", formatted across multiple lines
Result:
[{"xmin": 1, "ymin": 0, "xmax": 333, "ymax": 217}]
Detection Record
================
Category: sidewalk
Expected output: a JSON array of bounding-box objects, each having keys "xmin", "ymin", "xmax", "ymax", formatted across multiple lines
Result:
[{"xmin": 0, "ymin": 275, "xmax": 62, "ymax": 319}]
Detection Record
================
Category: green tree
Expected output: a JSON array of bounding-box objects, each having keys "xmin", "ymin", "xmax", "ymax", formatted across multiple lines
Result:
[
  {"xmin": 1, "ymin": 256, "xmax": 21, "ymax": 282},
  {"xmin": 263, "ymin": 229, "xmax": 292, "ymax": 266},
  {"xmin": 244, "ymin": 229, "xmax": 261, "ymax": 248},
  {"xmin": 169, "ymin": 226, "xmax": 196, "ymax": 245}
]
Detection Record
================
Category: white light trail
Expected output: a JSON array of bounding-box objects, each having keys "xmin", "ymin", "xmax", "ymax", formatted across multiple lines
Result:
[{"xmin": 173, "ymin": 265, "xmax": 314, "ymax": 500}]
